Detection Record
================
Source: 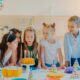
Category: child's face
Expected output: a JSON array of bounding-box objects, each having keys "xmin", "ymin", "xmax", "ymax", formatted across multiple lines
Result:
[
  {"xmin": 68, "ymin": 21, "xmax": 79, "ymax": 34},
  {"xmin": 8, "ymin": 39, "xmax": 18, "ymax": 50},
  {"xmin": 25, "ymin": 31, "xmax": 35, "ymax": 46},
  {"xmin": 48, "ymin": 27, "xmax": 55, "ymax": 40},
  {"xmin": 43, "ymin": 27, "xmax": 49, "ymax": 40}
]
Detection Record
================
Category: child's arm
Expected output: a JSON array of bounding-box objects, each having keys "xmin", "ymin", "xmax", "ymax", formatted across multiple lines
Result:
[
  {"xmin": 58, "ymin": 48, "xmax": 63, "ymax": 67},
  {"xmin": 37, "ymin": 45, "xmax": 41, "ymax": 68},
  {"xmin": 64, "ymin": 34, "xmax": 70, "ymax": 67},
  {"xmin": 8, "ymin": 50, "xmax": 17, "ymax": 66},
  {"xmin": 41, "ymin": 46, "xmax": 48, "ymax": 69}
]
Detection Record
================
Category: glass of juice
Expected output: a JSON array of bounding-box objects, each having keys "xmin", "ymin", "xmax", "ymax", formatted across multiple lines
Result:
[
  {"xmin": 6, "ymin": 67, "xmax": 13, "ymax": 77},
  {"xmin": 2, "ymin": 67, "xmax": 7, "ymax": 77}
]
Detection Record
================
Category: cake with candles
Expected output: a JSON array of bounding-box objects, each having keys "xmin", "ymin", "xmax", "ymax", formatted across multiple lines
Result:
[{"xmin": 20, "ymin": 58, "xmax": 35, "ymax": 65}]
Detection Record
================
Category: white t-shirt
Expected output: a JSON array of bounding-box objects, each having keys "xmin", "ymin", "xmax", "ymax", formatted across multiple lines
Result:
[
  {"xmin": 40, "ymin": 39, "xmax": 61, "ymax": 64},
  {"xmin": 39, "ymin": 39, "xmax": 47, "ymax": 46}
]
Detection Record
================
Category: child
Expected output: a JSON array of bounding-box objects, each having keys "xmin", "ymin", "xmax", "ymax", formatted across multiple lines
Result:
[
  {"xmin": 23, "ymin": 27, "xmax": 41, "ymax": 68},
  {"xmin": 39, "ymin": 23, "xmax": 50, "ymax": 46},
  {"xmin": 0, "ymin": 31, "xmax": 18, "ymax": 66},
  {"xmin": 64, "ymin": 16, "xmax": 80, "ymax": 67},
  {"xmin": 39, "ymin": 23, "xmax": 50, "ymax": 68},
  {"xmin": 41, "ymin": 23, "xmax": 63, "ymax": 69},
  {"xmin": 9, "ymin": 28, "xmax": 23, "ymax": 63}
]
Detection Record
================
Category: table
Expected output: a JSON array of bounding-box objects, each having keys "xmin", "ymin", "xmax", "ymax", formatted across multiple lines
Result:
[{"xmin": 0, "ymin": 69, "xmax": 80, "ymax": 80}]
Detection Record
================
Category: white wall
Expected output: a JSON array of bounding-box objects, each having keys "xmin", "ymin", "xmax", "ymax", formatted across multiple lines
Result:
[
  {"xmin": 0, "ymin": 0, "xmax": 80, "ymax": 16},
  {"xmin": 0, "ymin": 16, "xmax": 68, "ymax": 43}
]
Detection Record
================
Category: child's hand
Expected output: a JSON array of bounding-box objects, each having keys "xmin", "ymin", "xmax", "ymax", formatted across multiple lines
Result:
[
  {"xmin": 42, "ymin": 65, "xmax": 48, "ymax": 69},
  {"xmin": 61, "ymin": 65, "xmax": 65, "ymax": 69},
  {"xmin": 65, "ymin": 61, "xmax": 69, "ymax": 67},
  {"xmin": 18, "ymin": 59, "xmax": 22, "ymax": 66},
  {"xmin": 48, "ymin": 67, "xmax": 54, "ymax": 70},
  {"xmin": 17, "ymin": 61, "xmax": 21, "ymax": 66},
  {"xmin": 57, "ymin": 65, "xmax": 65, "ymax": 70},
  {"xmin": 37, "ymin": 64, "xmax": 41, "ymax": 69}
]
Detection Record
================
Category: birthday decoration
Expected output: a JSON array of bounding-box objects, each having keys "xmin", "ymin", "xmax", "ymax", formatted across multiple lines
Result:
[{"xmin": 64, "ymin": 67, "xmax": 74, "ymax": 74}]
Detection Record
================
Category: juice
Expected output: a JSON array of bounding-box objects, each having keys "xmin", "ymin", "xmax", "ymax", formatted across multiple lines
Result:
[
  {"xmin": 7, "ymin": 69, "xmax": 13, "ymax": 77},
  {"xmin": 13, "ymin": 67, "xmax": 22, "ymax": 77},
  {"xmin": 2, "ymin": 68, "xmax": 7, "ymax": 77},
  {"xmin": 18, "ymin": 67, "xmax": 22, "ymax": 76},
  {"xmin": 2, "ymin": 66, "xmax": 22, "ymax": 77}
]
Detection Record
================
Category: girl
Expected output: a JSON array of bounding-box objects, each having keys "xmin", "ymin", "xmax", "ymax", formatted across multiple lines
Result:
[
  {"xmin": 39, "ymin": 23, "xmax": 50, "ymax": 47},
  {"xmin": 9, "ymin": 28, "xmax": 23, "ymax": 63},
  {"xmin": 23, "ymin": 27, "xmax": 41, "ymax": 68},
  {"xmin": 39, "ymin": 23, "xmax": 50, "ymax": 68},
  {"xmin": 0, "ymin": 31, "xmax": 18, "ymax": 66},
  {"xmin": 41, "ymin": 23, "xmax": 63, "ymax": 69},
  {"xmin": 64, "ymin": 16, "xmax": 80, "ymax": 67}
]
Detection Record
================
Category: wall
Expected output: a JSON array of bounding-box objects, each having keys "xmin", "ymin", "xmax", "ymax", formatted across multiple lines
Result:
[
  {"xmin": 0, "ymin": 0, "xmax": 80, "ymax": 16},
  {"xmin": 0, "ymin": 16, "xmax": 69, "ymax": 41}
]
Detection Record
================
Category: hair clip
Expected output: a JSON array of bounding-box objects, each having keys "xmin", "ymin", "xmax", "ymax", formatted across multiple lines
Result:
[{"xmin": 7, "ymin": 31, "xmax": 13, "ymax": 41}]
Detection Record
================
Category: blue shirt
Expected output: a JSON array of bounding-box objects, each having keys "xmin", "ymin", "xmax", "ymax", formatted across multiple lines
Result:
[{"xmin": 64, "ymin": 31, "xmax": 80, "ymax": 61}]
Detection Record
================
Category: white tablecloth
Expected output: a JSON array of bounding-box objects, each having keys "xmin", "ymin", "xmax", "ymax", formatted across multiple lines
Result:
[{"xmin": 0, "ymin": 69, "xmax": 80, "ymax": 80}]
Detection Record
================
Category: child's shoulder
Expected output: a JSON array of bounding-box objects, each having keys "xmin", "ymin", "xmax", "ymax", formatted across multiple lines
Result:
[
  {"xmin": 64, "ymin": 32, "xmax": 71, "ymax": 37},
  {"xmin": 39, "ymin": 39, "xmax": 47, "ymax": 45}
]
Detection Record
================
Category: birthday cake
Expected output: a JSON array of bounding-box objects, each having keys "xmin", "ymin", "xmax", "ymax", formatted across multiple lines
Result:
[
  {"xmin": 21, "ymin": 58, "xmax": 35, "ymax": 65},
  {"xmin": 2, "ymin": 66, "xmax": 22, "ymax": 77}
]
